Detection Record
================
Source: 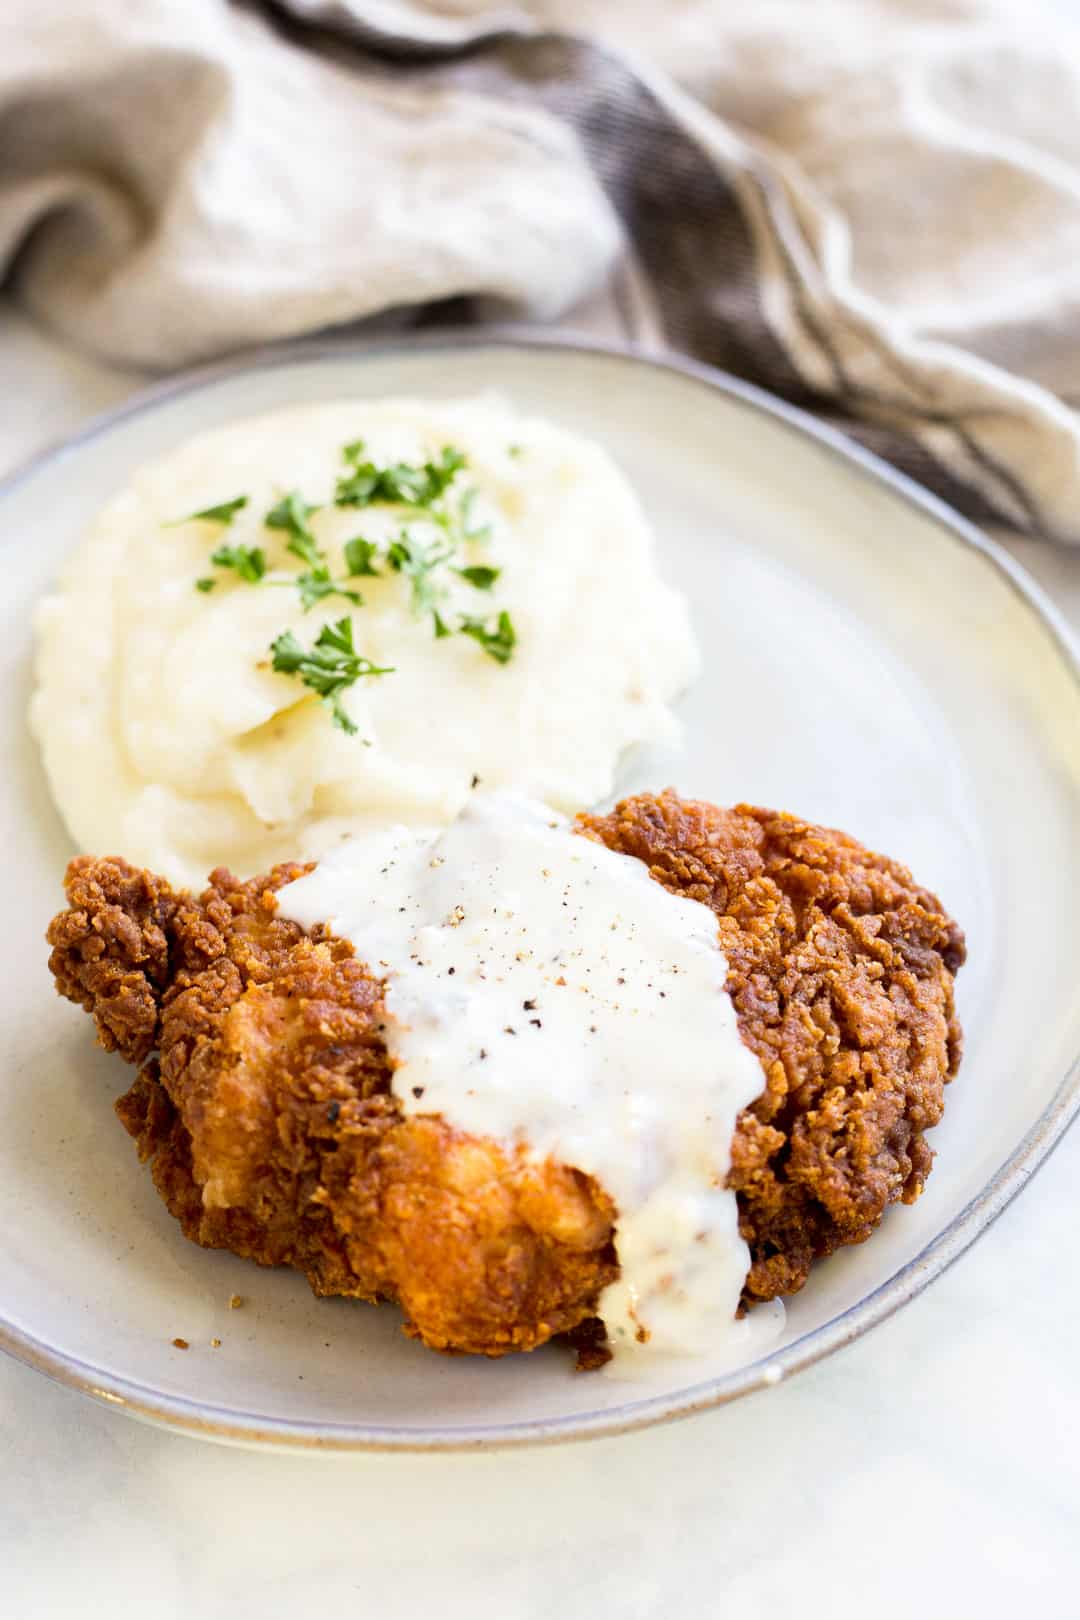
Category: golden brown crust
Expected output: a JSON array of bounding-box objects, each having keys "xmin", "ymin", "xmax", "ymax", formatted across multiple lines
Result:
[
  {"xmin": 579, "ymin": 792, "xmax": 965, "ymax": 1301},
  {"xmin": 46, "ymin": 857, "xmax": 180, "ymax": 1063},
  {"xmin": 46, "ymin": 792, "xmax": 964, "ymax": 1357},
  {"xmin": 53, "ymin": 858, "xmax": 617, "ymax": 1356}
]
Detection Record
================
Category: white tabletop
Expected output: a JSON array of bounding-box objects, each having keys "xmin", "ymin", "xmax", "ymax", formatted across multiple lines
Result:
[{"xmin": 3, "ymin": 300, "xmax": 1078, "ymax": 1619}]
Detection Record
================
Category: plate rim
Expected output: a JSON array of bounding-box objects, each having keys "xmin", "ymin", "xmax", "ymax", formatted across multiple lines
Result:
[{"xmin": 4, "ymin": 326, "xmax": 1079, "ymax": 1452}]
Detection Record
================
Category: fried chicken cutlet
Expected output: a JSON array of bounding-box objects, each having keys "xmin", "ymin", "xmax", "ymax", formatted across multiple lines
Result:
[{"xmin": 46, "ymin": 792, "xmax": 965, "ymax": 1364}]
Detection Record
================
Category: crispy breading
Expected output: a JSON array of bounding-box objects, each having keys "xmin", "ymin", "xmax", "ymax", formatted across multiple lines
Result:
[
  {"xmin": 579, "ymin": 795, "xmax": 964, "ymax": 1302},
  {"xmin": 46, "ymin": 792, "xmax": 964, "ymax": 1360},
  {"xmin": 53, "ymin": 854, "xmax": 617, "ymax": 1356}
]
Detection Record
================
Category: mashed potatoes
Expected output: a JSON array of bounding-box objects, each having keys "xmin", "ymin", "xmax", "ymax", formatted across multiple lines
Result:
[{"xmin": 31, "ymin": 396, "xmax": 698, "ymax": 887}]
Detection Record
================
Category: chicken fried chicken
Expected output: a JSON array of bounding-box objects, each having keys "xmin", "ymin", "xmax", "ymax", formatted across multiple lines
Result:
[{"xmin": 46, "ymin": 792, "xmax": 964, "ymax": 1363}]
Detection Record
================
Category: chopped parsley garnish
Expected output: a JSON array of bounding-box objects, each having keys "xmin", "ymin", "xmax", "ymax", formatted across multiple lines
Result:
[
  {"xmin": 269, "ymin": 617, "xmax": 393, "ymax": 735},
  {"xmin": 455, "ymin": 564, "xmax": 500, "ymax": 591},
  {"xmin": 460, "ymin": 610, "xmax": 517, "ymax": 664},
  {"xmin": 185, "ymin": 439, "xmax": 517, "ymax": 734},
  {"xmin": 335, "ymin": 443, "xmax": 467, "ymax": 511},
  {"xmin": 344, "ymin": 536, "xmax": 381, "ymax": 577},
  {"xmin": 296, "ymin": 571, "xmax": 361, "ymax": 612},
  {"xmin": 459, "ymin": 487, "xmax": 492, "ymax": 543},
  {"xmin": 264, "ymin": 491, "xmax": 358, "ymax": 610},
  {"xmin": 425, "ymin": 445, "xmax": 469, "ymax": 498},
  {"xmin": 336, "ymin": 443, "xmax": 502, "ymax": 638},
  {"xmin": 265, "ymin": 491, "xmax": 320, "ymax": 566},
  {"xmin": 335, "ymin": 455, "xmax": 417, "ymax": 509},
  {"xmin": 507, "ymin": 444, "xmax": 524, "ymax": 459},
  {"xmin": 209, "ymin": 543, "xmax": 266, "ymax": 584},
  {"xmin": 386, "ymin": 531, "xmax": 454, "ymax": 616},
  {"xmin": 171, "ymin": 495, "xmax": 248, "ymax": 526}
]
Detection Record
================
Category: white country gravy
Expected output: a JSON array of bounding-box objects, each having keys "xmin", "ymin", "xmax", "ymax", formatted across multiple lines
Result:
[{"xmin": 278, "ymin": 795, "xmax": 783, "ymax": 1365}]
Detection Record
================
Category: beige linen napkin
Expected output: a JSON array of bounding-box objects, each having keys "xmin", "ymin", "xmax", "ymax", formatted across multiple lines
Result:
[{"xmin": 4, "ymin": 0, "xmax": 1080, "ymax": 538}]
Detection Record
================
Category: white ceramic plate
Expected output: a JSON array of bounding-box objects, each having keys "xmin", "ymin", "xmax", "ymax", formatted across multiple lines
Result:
[{"xmin": 3, "ymin": 335, "xmax": 1079, "ymax": 1451}]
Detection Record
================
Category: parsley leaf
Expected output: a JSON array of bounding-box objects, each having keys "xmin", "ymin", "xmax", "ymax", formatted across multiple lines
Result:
[
  {"xmin": 171, "ymin": 495, "xmax": 248, "ymax": 526},
  {"xmin": 334, "ymin": 458, "xmax": 379, "ymax": 508},
  {"xmin": 459, "ymin": 486, "xmax": 492, "ymax": 543},
  {"xmin": 269, "ymin": 618, "xmax": 393, "ymax": 735},
  {"xmin": 195, "ymin": 577, "xmax": 216, "ymax": 593},
  {"xmin": 335, "ymin": 444, "xmax": 467, "ymax": 511},
  {"xmin": 265, "ymin": 492, "xmax": 358, "ymax": 608},
  {"xmin": 265, "ymin": 491, "xmax": 322, "ymax": 569},
  {"xmin": 296, "ymin": 570, "xmax": 361, "ymax": 612},
  {"xmin": 455, "ymin": 564, "xmax": 500, "ymax": 591},
  {"xmin": 386, "ymin": 531, "xmax": 453, "ymax": 615},
  {"xmin": 209, "ymin": 543, "xmax": 266, "ymax": 584},
  {"xmin": 344, "ymin": 536, "xmax": 381, "ymax": 577},
  {"xmin": 422, "ymin": 445, "xmax": 468, "ymax": 501},
  {"xmin": 234, "ymin": 445, "xmax": 514, "ymax": 693},
  {"xmin": 459, "ymin": 610, "xmax": 517, "ymax": 665},
  {"xmin": 265, "ymin": 490, "xmax": 314, "ymax": 536},
  {"xmin": 336, "ymin": 458, "xmax": 417, "ymax": 509}
]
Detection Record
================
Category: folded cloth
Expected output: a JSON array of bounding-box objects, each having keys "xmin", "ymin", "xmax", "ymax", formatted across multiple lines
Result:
[{"xmin": 3, "ymin": 0, "xmax": 1080, "ymax": 538}]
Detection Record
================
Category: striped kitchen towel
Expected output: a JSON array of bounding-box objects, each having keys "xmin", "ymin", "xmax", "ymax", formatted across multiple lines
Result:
[{"xmin": 4, "ymin": 0, "xmax": 1080, "ymax": 538}]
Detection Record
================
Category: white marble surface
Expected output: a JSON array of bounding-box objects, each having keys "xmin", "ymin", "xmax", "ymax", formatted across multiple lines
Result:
[{"xmin": 2, "ymin": 299, "xmax": 1079, "ymax": 1617}]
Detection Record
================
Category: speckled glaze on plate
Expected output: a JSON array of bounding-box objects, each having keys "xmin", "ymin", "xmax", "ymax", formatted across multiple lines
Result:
[{"xmin": 2, "ymin": 334, "xmax": 1079, "ymax": 1451}]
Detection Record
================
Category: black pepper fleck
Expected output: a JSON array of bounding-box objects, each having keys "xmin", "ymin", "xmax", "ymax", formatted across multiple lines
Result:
[
  {"xmin": 326, "ymin": 1101, "xmax": 341, "ymax": 1125},
  {"xmin": 523, "ymin": 999, "xmax": 536, "ymax": 1011},
  {"xmin": 412, "ymin": 1086, "xmax": 425, "ymax": 1099}
]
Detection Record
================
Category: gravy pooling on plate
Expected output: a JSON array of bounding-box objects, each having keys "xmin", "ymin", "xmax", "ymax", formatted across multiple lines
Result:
[{"xmin": 30, "ymin": 396, "xmax": 698, "ymax": 888}]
